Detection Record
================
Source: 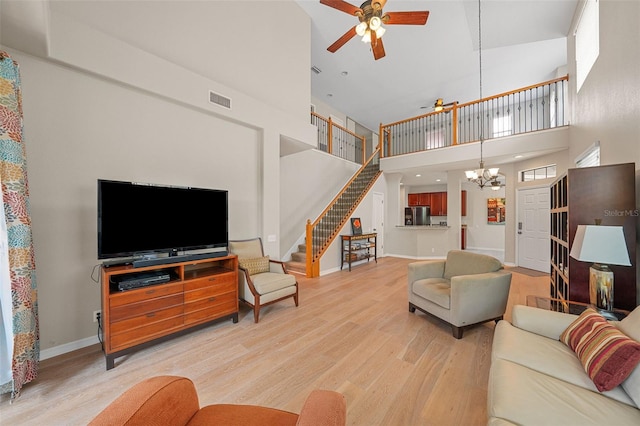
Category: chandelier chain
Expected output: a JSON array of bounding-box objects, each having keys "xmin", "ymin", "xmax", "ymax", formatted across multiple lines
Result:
[
  {"xmin": 465, "ymin": 0, "xmax": 501, "ymax": 190},
  {"xmin": 478, "ymin": 0, "xmax": 484, "ymax": 158}
]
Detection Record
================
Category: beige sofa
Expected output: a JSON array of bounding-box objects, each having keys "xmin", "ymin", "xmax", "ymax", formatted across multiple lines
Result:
[
  {"xmin": 408, "ymin": 250, "xmax": 512, "ymax": 338},
  {"xmin": 488, "ymin": 305, "xmax": 640, "ymax": 425}
]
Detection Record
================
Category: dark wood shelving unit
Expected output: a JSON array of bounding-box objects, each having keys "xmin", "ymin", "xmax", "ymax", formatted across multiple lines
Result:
[
  {"xmin": 341, "ymin": 233, "xmax": 377, "ymax": 271},
  {"xmin": 549, "ymin": 163, "xmax": 636, "ymax": 310}
]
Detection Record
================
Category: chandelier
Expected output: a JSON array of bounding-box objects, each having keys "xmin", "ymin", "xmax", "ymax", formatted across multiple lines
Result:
[
  {"xmin": 465, "ymin": 0, "xmax": 501, "ymax": 191},
  {"xmin": 465, "ymin": 160, "xmax": 502, "ymax": 190}
]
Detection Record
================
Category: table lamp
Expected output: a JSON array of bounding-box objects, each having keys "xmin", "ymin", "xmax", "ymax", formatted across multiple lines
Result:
[{"xmin": 569, "ymin": 225, "xmax": 631, "ymax": 311}]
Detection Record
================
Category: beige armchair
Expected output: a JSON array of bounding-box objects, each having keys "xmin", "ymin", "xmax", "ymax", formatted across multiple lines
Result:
[
  {"xmin": 228, "ymin": 238, "xmax": 298, "ymax": 323},
  {"xmin": 408, "ymin": 250, "xmax": 512, "ymax": 338}
]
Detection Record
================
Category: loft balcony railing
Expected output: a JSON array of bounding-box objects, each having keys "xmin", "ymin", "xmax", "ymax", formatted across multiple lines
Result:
[
  {"xmin": 312, "ymin": 112, "xmax": 367, "ymax": 164},
  {"xmin": 380, "ymin": 76, "xmax": 569, "ymax": 157}
]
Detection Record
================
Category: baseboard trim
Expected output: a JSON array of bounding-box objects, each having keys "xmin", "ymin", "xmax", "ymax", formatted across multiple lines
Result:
[
  {"xmin": 40, "ymin": 335, "xmax": 99, "ymax": 361},
  {"xmin": 384, "ymin": 253, "xmax": 443, "ymax": 260}
]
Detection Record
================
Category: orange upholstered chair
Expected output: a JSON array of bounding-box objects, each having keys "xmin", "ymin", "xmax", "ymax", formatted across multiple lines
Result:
[{"xmin": 90, "ymin": 375, "xmax": 346, "ymax": 426}]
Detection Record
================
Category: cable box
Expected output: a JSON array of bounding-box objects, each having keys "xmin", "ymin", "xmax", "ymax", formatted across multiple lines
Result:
[{"xmin": 113, "ymin": 271, "xmax": 172, "ymax": 291}]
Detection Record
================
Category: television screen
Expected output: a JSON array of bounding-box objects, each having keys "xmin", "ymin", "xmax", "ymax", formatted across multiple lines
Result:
[{"xmin": 98, "ymin": 179, "xmax": 228, "ymax": 259}]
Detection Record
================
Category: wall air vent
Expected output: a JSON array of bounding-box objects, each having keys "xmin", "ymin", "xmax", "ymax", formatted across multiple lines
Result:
[{"xmin": 209, "ymin": 90, "xmax": 232, "ymax": 109}]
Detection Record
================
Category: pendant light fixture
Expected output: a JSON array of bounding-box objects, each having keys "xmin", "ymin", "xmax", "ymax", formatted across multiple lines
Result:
[{"xmin": 465, "ymin": 0, "xmax": 501, "ymax": 190}]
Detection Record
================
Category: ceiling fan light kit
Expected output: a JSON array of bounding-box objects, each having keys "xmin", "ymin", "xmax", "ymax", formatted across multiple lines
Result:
[{"xmin": 320, "ymin": 0, "xmax": 429, "ymax": 60}]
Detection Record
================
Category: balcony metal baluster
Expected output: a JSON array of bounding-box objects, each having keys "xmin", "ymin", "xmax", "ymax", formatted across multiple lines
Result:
[{"xmin": 381, "ymin": 76, "xmax": 567, "ymax": 155}]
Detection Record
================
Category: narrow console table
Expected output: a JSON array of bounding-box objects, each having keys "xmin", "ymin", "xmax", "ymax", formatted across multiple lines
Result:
[
  {"xmin": 341, "ymin": 233, "xmax": 377, "ymax": 271},
  {"xmin": 100, "ymin": 254, "xmax": 238, "ymax": 369}
]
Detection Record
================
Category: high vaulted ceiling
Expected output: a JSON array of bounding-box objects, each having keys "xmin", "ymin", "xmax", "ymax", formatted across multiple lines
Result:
[
  {"xmin": 1, "ymin": 0, "xmax": 577, "ymax": 186},
  {"xmin": 297, "ymin": 0, "xmax": 577, "ymax": 131}
]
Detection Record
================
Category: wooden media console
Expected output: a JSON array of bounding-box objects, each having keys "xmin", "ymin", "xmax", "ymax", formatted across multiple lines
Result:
[{"xmin": 100, "ymin": 254, "xmax": 238, "ymax": 369}]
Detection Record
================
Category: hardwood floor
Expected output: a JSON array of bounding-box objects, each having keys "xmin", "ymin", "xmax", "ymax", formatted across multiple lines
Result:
[{"xmin": 0, "ymin": 257, "xmax": 548, "ymax": 425}]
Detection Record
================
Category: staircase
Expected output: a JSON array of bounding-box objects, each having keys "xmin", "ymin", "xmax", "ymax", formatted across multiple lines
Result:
[
  {"xmin": 286, "ymin": 243, "xmax": 307, "ymax": 275},
  {"xmin": 299, "ymin": 149, "xmax": 381, "ymax": 277}
]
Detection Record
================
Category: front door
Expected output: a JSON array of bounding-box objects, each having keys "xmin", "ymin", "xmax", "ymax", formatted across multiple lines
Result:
[{"xmin": 517, "ymin": 186, "xmax": 550, "ymax": 272}]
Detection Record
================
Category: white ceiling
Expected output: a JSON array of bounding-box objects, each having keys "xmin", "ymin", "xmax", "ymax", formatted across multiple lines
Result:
[
  {"xmin": 297, "ymin": 0, "xmax": 577, "ymax": 131},
  {"xmin": 3, "ymin": 0, "xmax": 577, "ymax": 187}
]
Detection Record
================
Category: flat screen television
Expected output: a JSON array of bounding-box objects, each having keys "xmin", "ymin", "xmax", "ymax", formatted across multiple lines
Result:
[{"xmin": 98, "ymin": 179, "xmax": 228, "ymax": 260}]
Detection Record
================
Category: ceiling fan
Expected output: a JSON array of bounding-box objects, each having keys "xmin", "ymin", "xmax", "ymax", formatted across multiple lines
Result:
[
  {"xmin": 320, "ymin": 0, "xmax": 429, "ymax": 60},
  {"xmin": 420, "ymin": 98, "xmax": 457, "ymax": 111}
]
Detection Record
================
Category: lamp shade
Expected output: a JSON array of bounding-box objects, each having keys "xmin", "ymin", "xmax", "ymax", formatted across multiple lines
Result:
[{"xmin": 569, "ymin": 225, "xmax": 631, "ymax": 266}]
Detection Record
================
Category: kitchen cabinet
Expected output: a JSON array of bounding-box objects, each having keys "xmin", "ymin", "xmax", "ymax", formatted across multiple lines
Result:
[{"xmin": 408, "ymin": 190, "xmax": 466, "ymax": 216}]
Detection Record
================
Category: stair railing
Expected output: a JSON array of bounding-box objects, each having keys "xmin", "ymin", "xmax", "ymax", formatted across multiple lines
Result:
[
  {"xmin": 305, "ymin": 147, "xmax": 381, "ymax": 277},
  {"xmin": 311, "ymin": 112, "xmax": 367, "ymax": 164}
]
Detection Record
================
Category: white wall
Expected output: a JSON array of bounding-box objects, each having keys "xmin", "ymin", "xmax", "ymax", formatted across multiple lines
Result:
[
  {"xmin": 462, "ymin": 182, "xmax": 506, "ymax": 250},
  {"xmin": 14, "ymin": 52, "xmax": 262, "ymax": 351},
  {"xmin": 1, "ymin": 1, "xmax": 316, "ymax": 354},
  {"xmin": 567, "ymin": 1, "xmax": 640, "ymax": 168},
  {"xmin": 566, "ymin": 0, "xmax": 640, "ymax": 303},
  {"xmin": 280, "ymin": 150, "xmax": 359, "ymax": 256}
]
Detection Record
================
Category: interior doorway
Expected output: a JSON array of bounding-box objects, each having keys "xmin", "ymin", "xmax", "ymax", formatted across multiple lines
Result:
[
  {"xmin": 517, "ymin": 186, "xmax": 550, "ymax": 272},
  {"xmin": 372, "ymin": 192, "xmax": 384, "ymax": 256}
]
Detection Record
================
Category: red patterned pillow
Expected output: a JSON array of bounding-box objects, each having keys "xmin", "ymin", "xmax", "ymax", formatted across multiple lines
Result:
[{"xmin": 560, "ymin": 308, "xmax": 640, "ymax": 392}]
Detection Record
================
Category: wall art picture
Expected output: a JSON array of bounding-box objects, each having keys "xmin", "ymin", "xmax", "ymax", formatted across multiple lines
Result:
[
  {"xmin": 351, "ymin": 217, "xmax": 362, "ymax": 235},
  {"xmin": 487, "ymin": 198, "xmax": 506, "ymax": 224}
]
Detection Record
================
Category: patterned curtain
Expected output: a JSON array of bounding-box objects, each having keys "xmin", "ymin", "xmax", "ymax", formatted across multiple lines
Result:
[{"xmin": 0, "ymin": 51, "xmax": 39, "ymax": 399}]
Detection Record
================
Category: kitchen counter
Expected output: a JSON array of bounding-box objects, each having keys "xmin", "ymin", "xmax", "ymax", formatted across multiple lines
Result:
[{"xmin": 395, "ymin": 225, "xmax": 450, "ymax": 229}]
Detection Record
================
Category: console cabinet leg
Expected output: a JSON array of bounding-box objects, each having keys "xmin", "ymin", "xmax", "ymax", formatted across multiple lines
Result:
[{"xmin": 106, "ymin": 355, "xmax": 115, "ymax": 370}]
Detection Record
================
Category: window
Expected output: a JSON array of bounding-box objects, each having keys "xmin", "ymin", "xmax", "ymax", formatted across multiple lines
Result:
[
  {"xmin": 493, "ymin": 115, "xmax": 512, "ymax": 137},
  {"xmin": 576, "ymin": 142, "xmax": 600, "ymax": 168},
  {"xmin": 575, "ymin": 0, "xmax": 599, "ymax": 92},
  {"xmin": 520, "ymin": 165, "xmax": 557, "ymax": 182}
]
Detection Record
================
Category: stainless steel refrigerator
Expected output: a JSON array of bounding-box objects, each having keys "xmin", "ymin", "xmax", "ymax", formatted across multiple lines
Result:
[{"xmin": 405, "ymin": 206, "xmax": 431, "ymax": 226}]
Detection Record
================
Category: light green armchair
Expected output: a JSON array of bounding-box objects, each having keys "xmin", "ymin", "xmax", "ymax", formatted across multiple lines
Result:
[
  {"xmin": 408, "ymin": 250, "xmax": 512, "ymax": 338},
  {"xmin": 229, "ymin": 238, "xmax": 299, "ymax": 323}
]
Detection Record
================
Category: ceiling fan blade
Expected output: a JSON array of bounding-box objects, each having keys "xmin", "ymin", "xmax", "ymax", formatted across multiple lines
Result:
[
  {"xmin": 327, "ymin": 26, "xmax": 357, "ymax": 53},
  {"xmin": 383, "ymin": 11, "xmax": 430, "ymax": 25},
  {"xmin": 371, "ymin": 31, "xmax": 386, "ymax": 60},
  {"xmin": 320, "ymin": 0, "xmax": 362, "ymax": 16}
]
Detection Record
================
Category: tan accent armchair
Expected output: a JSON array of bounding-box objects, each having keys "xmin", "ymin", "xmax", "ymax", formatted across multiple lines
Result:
[
  {"xmin": 408, "ymin": 250, "xmax": 512, "ymax": 338},
  {"xmin": 90, "ymin": 375, "xmax": 347, "ymax": 426},
  {"xmin": 228, "ymin": 238, "xmax": 299, "ymax": 323}
]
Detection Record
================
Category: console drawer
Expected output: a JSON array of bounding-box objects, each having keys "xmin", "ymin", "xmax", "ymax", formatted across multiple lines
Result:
[
  {"xmin": 110, "ymin": 305, "xmax": 184, "ymax": 335},
  {"xmin": 184, "ymin": 279, "xmax": 236, "ymax": 303},
  {"xmin": 184, "ymin": 298, "xmax": 237, "ymax": 326},
  {"xmin": 183, "ymin": 272, "xmax": 235, "ymax": 292},
  {"xmin": 184, "ymin": 290, "xmax": 236, "ymax": 313},
  {"xmin": 110, "ymin": 293, "xmax": 183, "ymax": 323},
  {"xmin": 110, "ymin": 315, "xmax": 184, "ymax": 351}
]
